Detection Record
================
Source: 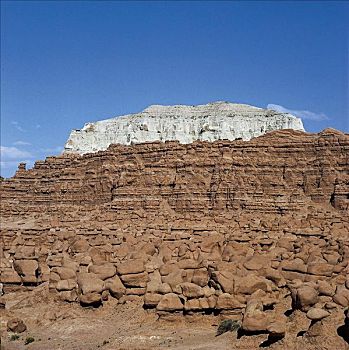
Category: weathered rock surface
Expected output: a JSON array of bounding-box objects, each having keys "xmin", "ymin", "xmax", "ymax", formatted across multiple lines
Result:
[
  {"xmin": 7, "ymin": 318, "xmax": 27, "ymax": 333},
  {"xmin": 306, "ymin": 307, "xmax": 330, "ymax": 321},
  {"xmin": 0, "ymin": 127, "xmax": 349, "ymax": 346},
  {"xmin": 157, "ymin": 293, "xmax": 183, "ymax": 311},
  {"xmin": 63, "ymin": 102, "xmax": 304, "ymax": 154}
]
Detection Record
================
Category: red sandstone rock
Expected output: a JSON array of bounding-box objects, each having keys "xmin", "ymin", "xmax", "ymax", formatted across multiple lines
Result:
[
  {"xmin": 88, "ymin": 263, "xmax": 117, "ymax": 280},
  {"xmin": 235, "ymin": 275, "xmax": 270, "ymax": 295},
  {"xmin": 105, "ymin": 276, "xmax": 126, "ymax": 298},
  {"xmin": 317, "ymin": 280, "xmax": 335, "ymax": 296},
  {"xmin": 293, "ymin": 285, "xmax": 319, "ymax": 311},
  {"xmin": 77, "ymin": 273, "xmax": 105, "ymax": 295},
  {"xmin": 117, "ymin": 260, "xmax": 145, "ymax": 275},
  {"xmin": 79, "ymin": 292, "xmax": 102, "ymax": 306},
  {"xmin": 144, "ymin": 292, "xmax": 162, "ymax": 307},
  {"xmin": 59, "ymin": 290, "xmax": 78, "ymax": 302},
  {"xmin": 13, "ymin": 259, "xmax": 38, "ymax": 283},
  {"xmin": 191, "ymin": 268, "xmax": 209, "ymax": 287},
  {"xmin": 120, "ymin": 272, "xmax": 149, "ymax": 288},
  {"xmin": 179, "ymin": 282, "xmax": 204, "ymax": 298},
  {"xmin": 216, "ymin": 293, "xmax": 245, "ymax": 310},
  {"xmin": 242, "ymin": 300, "xmax": 268, "ymax": 332},
  {"xmin": 70, "ymin": 239, "xmax": 90, "ymax": 253},
  {"xmin": 52, "ymin": 267, "xmax": 76, "ymax": 280},
  {"xmin": 156, "ymin": 293, "xmax": 183, "ymax": 311},
  {"xmin": 0, "ymin": 129, "xmax": 348, "ymax": 343},
  {"xmin": 333, "ymin": 286, "xmax": 349, "ymax": 307},
  {"xmin": 306, "ymin": 307, "xmax": 330, "ymax": 321},
  {"xmin": 7, "ymin": 318, "xmax": 27, "ymax": 333},
  {"xmin": 56, "ymin": 279, "xmax": 77, "ymax": 291}
]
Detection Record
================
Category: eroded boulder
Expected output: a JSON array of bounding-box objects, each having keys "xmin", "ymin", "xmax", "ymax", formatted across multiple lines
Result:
[
  {"xmin": 105, "ymin": 275, "xmax": 126, "ymax": 299},
  {"xmin": 88, "ymin": 263, "xmax": 117, "ymax": 280},
  {"xmin": 13, "ymin": 259, "xmax": 38, "ymax": 283},
  {"xmin": 117, "ymin": 259, "xmax": 145, "ymax": 275},
  {"xmin": 292, "ymin": 285, "xmax": 318, "ymax": 311},
  {"xmin": 156, "ymin": 293, "xmax": 183, "ymax": 311},
  {"xmin": 7, "ymin": 318, "xmax": 27, "ymax": 333},
  {"xmin": 306, "ymin": 307, "xmax": 330, "ymax": 321},
  {"xmin": 79, "ymin": 292, "xmax": 102, "ymax": 306},
  {"xmin": 77, "ymin": 273, "xmax": 104, "ymax": 295}
]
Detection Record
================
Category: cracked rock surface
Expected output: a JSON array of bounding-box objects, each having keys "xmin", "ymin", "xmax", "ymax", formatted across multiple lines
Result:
[
  {"xmin": 63, "ymin": 102, "xmax": 304, "ymax": 154},
  {"xmin": 1, "ymin": 127, "xmax": 349, "ymax": 349}
]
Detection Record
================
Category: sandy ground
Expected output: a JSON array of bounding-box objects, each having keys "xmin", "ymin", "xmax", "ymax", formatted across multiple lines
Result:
[{"xmin": 1, "ymin": 285, "xmax": 348, "ymax": 350}]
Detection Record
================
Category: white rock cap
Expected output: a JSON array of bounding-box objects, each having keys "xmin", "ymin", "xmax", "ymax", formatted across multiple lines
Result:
[{"xmin": 63, "ymin": 101, "xmax": 305, "ymax": 155}]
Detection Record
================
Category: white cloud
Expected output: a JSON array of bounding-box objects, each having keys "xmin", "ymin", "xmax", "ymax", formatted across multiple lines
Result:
[
  {"xmin": 0, "ymin": 146, "xmax": 33, "ymax": 160},
  {"xmin": 0, "ymin": 146, "xmax": 35, "ymax": 176},
  {"xmin": 267, "ymin": 104, "xmax": 329, "ymax": 122},
  {"xmin": 11, "ymin": 121, "xmax": 26, "ymax": 132},
  {"xmin": 0, "ymin": 143, "xmax": 62, "ymax": 177},
  {"xmin": 13, "ymin": 140, "xmax": 32, "ymax": 146}
]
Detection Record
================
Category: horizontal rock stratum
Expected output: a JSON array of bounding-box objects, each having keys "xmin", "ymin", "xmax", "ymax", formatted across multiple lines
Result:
[
  {"xmin": 1, "ymin": 126, "xmax": 349, "ymax": 348},
  {"xmin": 63, "ymin": 101, "xmax": 305, "ymax": 154}
]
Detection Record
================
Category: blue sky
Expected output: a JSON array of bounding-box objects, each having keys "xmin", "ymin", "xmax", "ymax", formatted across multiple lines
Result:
[{"xmin": 1, "ymin": 1, "xmax": 348, "ymax": 178}]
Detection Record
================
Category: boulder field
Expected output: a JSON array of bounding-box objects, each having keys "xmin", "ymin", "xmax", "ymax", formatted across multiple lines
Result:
[{"xmin": 1, "ymin": 128, "xmax": 349, "ymax": 347}]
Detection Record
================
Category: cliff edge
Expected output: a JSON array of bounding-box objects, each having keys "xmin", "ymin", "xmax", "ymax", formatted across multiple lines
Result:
[{"xmin": 63, "ymin": 101, "xmax": 305, "ymax": 154}]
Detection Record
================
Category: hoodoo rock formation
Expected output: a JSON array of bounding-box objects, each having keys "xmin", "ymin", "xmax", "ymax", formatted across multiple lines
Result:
[
  {"xmin": 1, "ymin": 118, "xmax": 349, "ymax": 348},
  {"xmin": 63, "ymin": 102, "xmax": 305, "ymax": 154}
]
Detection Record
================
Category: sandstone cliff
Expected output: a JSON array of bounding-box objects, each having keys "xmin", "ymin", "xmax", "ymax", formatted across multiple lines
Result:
[
  {"xmin": 1, "ymin": 128, "xmax": 349, "ymax": 347},
  {"xmin": 63, "ymin": 102, "xmax": 305, "ymax": 154}
]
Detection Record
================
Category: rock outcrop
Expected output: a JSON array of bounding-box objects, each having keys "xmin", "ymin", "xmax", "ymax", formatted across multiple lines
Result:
[
  {"xmin": 1, "ymin": 127, "xmax": 349, "ymax": 345},
  {"xmin": 63, "ymin": 102, "xmax": 305, "ymax": 154}
]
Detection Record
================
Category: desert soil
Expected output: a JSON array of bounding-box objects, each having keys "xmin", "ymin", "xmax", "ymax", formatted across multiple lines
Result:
[{"xmin": 1, "ymin": 285, "xmax": 348, "ymax": 350}]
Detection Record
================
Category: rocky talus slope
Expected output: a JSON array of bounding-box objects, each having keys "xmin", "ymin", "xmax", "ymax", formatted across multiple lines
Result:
[
  {"xmin": 63, "ymin": 102, "xmax": 304, "ymax": 154},
  {"xmin": 1, "ymin": 128, "xmax": 349, "ymax": 348}
]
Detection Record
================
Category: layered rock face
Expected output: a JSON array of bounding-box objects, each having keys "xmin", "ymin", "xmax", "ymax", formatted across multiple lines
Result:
[
  {"xmin": 1, "ymin": 128, "xmax": 349, "ymax": 343},
  {"xmin": 64, "ymin": 102, "xmax": 305, "ymax": 154}
]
